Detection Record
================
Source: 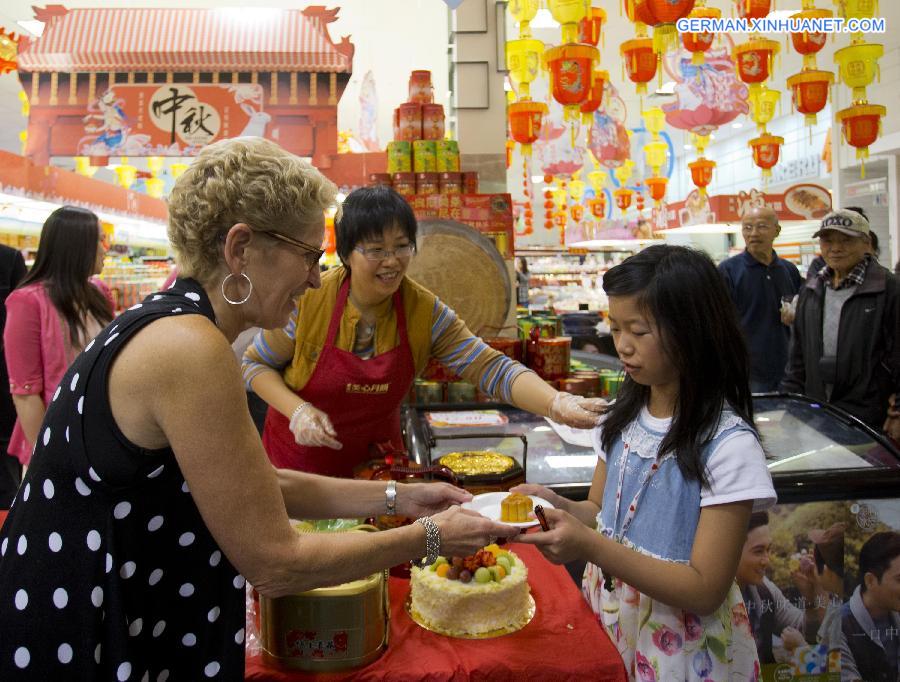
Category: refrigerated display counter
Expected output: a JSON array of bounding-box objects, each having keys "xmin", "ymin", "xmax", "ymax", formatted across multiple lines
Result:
[{"xmin": 402, "ymin": 393, "xmax": 900, "ymax": 502}]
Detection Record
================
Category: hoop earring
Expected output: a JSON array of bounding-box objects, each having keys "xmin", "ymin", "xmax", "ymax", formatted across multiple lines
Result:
[{"xmin": 221, "ymin": 272, "xmax": 253, "ymax": 305}]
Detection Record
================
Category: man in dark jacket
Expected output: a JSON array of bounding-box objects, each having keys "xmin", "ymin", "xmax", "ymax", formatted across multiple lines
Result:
[
  {"xmin": 719, "ymin": 205, "xmax": 802, "ymax": 392},
  {"xmin": 782, "ymin": 209, "xmax": 899, "ymax": 430},
  {"xmin": 0, "ymin": 243, "xmax": 27, "ymax": 508}
]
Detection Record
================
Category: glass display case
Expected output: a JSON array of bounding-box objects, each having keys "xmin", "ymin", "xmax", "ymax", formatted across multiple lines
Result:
[{"xmin": 402, "ymin": 393, "xmax": 900, "ymax": 502}]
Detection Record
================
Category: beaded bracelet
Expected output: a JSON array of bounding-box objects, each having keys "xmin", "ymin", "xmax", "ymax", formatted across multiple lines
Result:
[
  {"xmin": 415, "ymin": 516, "xmax": 441, "ymax": 566},
  {"xmin": 289, "ymin": 402, "xmax": 313, "ymax": 430}
]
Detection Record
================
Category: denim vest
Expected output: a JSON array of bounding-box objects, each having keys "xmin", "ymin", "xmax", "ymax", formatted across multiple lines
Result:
[{"xmin": 597, "ymin": 410, "xmax": 754, "ymax": 563}]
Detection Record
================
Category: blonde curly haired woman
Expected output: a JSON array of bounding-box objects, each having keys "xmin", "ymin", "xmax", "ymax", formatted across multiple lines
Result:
[{"xmin": 0, "ymin": 138, "xmax": 515, "ymax": 680}]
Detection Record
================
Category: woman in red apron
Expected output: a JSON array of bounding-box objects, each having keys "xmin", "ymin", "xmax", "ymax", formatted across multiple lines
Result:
[{"xmin": 246, "ymin": 186, "xmax": 607, "ymax": 477}]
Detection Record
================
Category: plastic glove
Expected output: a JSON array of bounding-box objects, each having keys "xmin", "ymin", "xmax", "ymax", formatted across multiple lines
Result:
[
  {"xmin": 289, "ymin": 402, "xmax": 342, "ymax": 450},
  {"xmin": 548, "ymin": 391, "xmax": 608, "ymax": 429}
]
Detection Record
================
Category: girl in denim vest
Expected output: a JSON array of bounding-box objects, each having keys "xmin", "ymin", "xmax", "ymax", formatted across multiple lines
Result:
[{"xmin": 516, "ymin": 245, "xmax": 776, "ymax": 681}]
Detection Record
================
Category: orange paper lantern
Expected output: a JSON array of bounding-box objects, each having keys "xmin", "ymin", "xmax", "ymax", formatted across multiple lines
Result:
[
  {"xmin": 553, "ymin": 211, "xmax": 568, "ymax": 228},
  {"xmin": 786, "ymin": 70, "xmax": 834, "ymax": 125},
  {"xmin": 578, "ymin": 7, "xmax": 606, "ymax": 47},
  {"xmin": 749, "ymin": 133, "xmax": 784, "ymax": 179},
  {"xmin": 545, "ymin": 43, "xmax": 599, "ymax": 118},
  {"xmin": 621, "ymin": 38, "xmax": 657, "ymax": 95},
  {"xmin": 589, "ymin": 197, "xmax": 607, "ymax": 218},
  {"xmin": 508, "ymin": 100, "xmax": 549, "ymax": 154},
  {"xmin": 634, "ymin": 0, "xmax": 697, "ymax": 53},
  {"xmin": 645, "ymin": 176, "xmax": 668, "ymax": 204},
  {"xmin": 688, "ymin": 158, "xmax": 716, "ymax": 195},
  {"xmin": 614, "ymin": 188, "xmax": 634, "ymax": 211},
  {"xmin": 681, "ymin": 6, "xmax": 720, "ymax": 65},
  {"xmin": 570, "ymin": 204, "xmax": 585, "ymax": 222},
  {"xmin": 735, "ymin": 0, "xmax": 771, "ymax": 21},
  {"xmin": 579, "ymin": 70, "xmax": 608, "ymax": 123},
  {"xmin": 790, "ymin": 9, "xmax": 831, "ymax": 70},
  {"xmin": 836, "ymin": 103, "xmax": 886, "ymax": 162},
  {"xmin": 733, "ymin": 40, "xmax": 780, "ymax": 89}
]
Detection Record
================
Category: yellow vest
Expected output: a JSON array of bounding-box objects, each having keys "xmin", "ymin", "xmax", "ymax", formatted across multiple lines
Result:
[{"xmin": 283, "ymin": 267, "xmax": 435, "ymax": 391}]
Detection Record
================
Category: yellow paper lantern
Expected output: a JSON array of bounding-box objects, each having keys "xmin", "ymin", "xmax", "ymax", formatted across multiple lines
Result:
[
  {"xmin": 74, "ymin": 156, "xmax": 98, "ymax": 178},
  {"xmin": 169, "ymin": 162, "xmax": 189, "ymax": 180},
  {"xmin": 587, "ymin": 169, "xmax": 607, "ymax": 193},
  {"xmin": 114, "ymin": 164, "xmax": 137, "ymax": 190},
  {"xmin": 568, "ymin": 176, "xmax": 586, "ymax": 203},
  {"xmin": 749, "ymin": 87, "xmax": 782, "ymax": 133},
  {"xmin": 642, "ymin": 107, "xmax": 666, "ymax": 140},
  {"xmin": 834, "ymin": 42, "xmax": 883, "ymax": 104},
  {"xmin": 146, "ymin": 156, "xmax": 165, "ymax": 177},
  {"xmin": 547, "ymin": 0, "xmax": 589, "ymax": 44},
  {"xmin": 506, "ymin": 39, "xmax": 544, "ymax": 100},
  {"xmin": 509, "ymin": 0, "xmax": 541, "ymax": 36},
  {"xmin": 145, "ymin": 177, "xmax": 166, "ymax": 198},
  {"xmin": 643, "ymin": 141, "xmax": 668, "ymax": 176}
]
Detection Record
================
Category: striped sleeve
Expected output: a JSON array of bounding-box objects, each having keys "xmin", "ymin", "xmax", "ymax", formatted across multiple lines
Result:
[
  {"xmin": 429, "ymin": 298, "xmax": 529, "ymax": 403},
  {"xmin": 241, "ymin": 308, "xmax": 298, "ymax": 389}
]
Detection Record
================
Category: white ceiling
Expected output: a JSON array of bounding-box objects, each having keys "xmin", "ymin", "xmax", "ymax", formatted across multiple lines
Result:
[{"xmin": 2, "ymin": 0, "xmax": 899, "ymax": 164}]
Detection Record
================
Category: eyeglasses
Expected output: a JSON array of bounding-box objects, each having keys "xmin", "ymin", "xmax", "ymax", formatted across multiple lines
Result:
[
  {"xmin": 353, "ymin": 244, "xmax": 416, "ymax": 262},
  {"xmin": 249, "ymin": 226, "xmax": 324, "ymax": 269}
]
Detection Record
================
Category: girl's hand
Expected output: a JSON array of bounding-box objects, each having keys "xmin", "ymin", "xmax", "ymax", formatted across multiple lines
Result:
[
  {"xmin": 396, "ymin": 482, "xmax": 472, "ymax": 518},
  {"xmin": 508, "ymin": 483, "xmax": 569, "ymax": 513},
  {"xmin": 430, "ymin": 506, "xmax": 519, "ymax": 558},
  {"xmin": 780, "ymin": 626, "xmax": 806, "ymax": 652},
  {"xmin": 515, "ymin": 507, "xmax": 592, "ymax": 564},
  {"xmin": 549, "ymin": 392, "xmax": 608, "ymax": 429}
]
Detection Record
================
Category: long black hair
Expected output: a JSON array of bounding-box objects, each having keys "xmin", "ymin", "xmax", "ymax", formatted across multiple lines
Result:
[
  {"xmin": 335, "ymin": 185, "xmax": 417, "ymax": 270},
  {"xmin": 600, "ymin": 245, "xmax": 754, "ymax": 486},
  {"xmin": 19, "ymin": 206, "xmax": 113, "ymax": 345}
]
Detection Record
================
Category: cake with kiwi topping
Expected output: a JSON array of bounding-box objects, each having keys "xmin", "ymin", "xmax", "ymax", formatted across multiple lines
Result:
[{"xmin": 409, "ymin": 545, "xmax": 531, "ymax": 636}]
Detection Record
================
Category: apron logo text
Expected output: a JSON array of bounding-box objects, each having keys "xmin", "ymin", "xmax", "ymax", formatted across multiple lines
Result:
[{"xmin": 346, "ymin": 382, "xmax": 390, "ymax": 394}]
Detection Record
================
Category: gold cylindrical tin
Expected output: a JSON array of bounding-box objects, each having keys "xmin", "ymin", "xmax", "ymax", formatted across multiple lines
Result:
[
  {"xmin": 259, "ymin": 572, "xmax": 388, "ymax": 672},
  {"xmin": 447, "ymin": 381, "xmax": 476, "ymax": 403}
]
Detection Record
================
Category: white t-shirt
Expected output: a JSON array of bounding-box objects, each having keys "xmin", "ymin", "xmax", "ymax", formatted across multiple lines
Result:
[{"xmin": 593, "ymin": 406, "xmax": 777, "ymax": 512}]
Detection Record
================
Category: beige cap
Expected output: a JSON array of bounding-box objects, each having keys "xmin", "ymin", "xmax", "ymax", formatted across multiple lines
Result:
[{"xmin": 812, "ymin": 209, "xmax": 870, "ymax": 238}]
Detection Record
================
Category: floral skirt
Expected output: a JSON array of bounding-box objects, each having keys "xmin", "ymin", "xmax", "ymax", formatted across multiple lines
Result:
[{"xmin": 583, "ymin": 562, "xmax": 760, "ymax": 682}]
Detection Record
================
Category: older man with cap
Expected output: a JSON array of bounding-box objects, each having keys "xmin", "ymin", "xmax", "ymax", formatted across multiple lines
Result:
[
  {"xmin": 719, "ymin": 205, "xmax": 803, "ymax": 392},
  {"xmin": 782, "ymin": 208, "xmax": 900, "ymax": 431}
]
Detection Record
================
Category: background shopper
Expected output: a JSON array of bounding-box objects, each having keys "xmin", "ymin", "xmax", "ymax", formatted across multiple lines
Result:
[
  {"xmin": 718, "ymin": 205, "xmax": 802, "ymax": 392},
  {"xmin": 3, "ymin": 206, "xmax": 113, "ymax": 468},
  {"xmin": 0, "ymin": 243, "xmax": 26, "ymax": 508},
  {"xmin": 781, "ymin": 209, "xmax": 900, "ymax": 431}
]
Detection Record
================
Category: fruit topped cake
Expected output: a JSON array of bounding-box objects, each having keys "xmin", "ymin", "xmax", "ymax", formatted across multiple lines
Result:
[
  {"xmin": 409, "ymin": 545, "xmax": 531, "ymax": 636},
  {"xmin": 500, "ymin": 492, "xmax": 533, "ymax": 523}
]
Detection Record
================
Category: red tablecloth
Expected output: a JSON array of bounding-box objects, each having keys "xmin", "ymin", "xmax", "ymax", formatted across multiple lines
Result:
[{"xmin": 245, "ymin": 543, "xmax": 626, "ymax": 682}]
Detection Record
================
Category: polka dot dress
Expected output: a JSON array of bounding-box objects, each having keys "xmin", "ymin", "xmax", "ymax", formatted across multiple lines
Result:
[{"xmin": 0, "ymin": 280, "xmax": 246, "ymax": 680}]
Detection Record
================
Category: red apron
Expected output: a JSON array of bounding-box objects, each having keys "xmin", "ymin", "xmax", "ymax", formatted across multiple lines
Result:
[{"xmin": 261, "ymin": 279, "xmax": 415, "ymax": 477}]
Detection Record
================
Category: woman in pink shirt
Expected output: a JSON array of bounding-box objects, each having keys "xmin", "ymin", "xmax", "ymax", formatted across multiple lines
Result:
[{"xmin": 3, "ymin": 206, "xmax": 113, "ymax": 466}]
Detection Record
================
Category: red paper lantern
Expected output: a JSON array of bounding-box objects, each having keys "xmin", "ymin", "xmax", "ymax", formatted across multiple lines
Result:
[
  {"xmin": 681, "ymin": 6, "xmax": 720, "ymax": 65},
  {"xmin": 621, "ymin": 38, "xmax": 657, "ymax": 95},
  {"xmin": 734, "ymin": 0, "xmax": 771, "ymax": 20},
  {"xmin": 578, "ymin": 7, "xmax": 606, "ymax": 47},
  {"xmin": 791, "ymin": 9, "xmax": 831, "ymax": 70},
  {"xmin": 836, "ymin": 103, "xmax": 886, "ymax": 161},
  {"xmin": 786, "ymin": 70, "xmax": 834, "ymax": 126},
  {"xmin": 544, "ymin": 44, "xmax": 599, "ymax": 114},
  {"xmin": 688, "ymin": 158, "xmax": 716, "ymax": 195},
  {"xmin": 614, "ymin": 188, "xmax": 634, "ymax": 211},
  {"xmin": 645, "ymin": 176, "xmax": 668, "ymax": 204},
  {"xmin": 579, "ymin": 70, "xmax": 608, "ymax": 123},
  {"xmin": 508, "ymin": 100, "xmax": 549, "ymax": 155},
  {"xmin": 635, "ymin": 0, "xmax": 697, "ymax": 53},
  {"xmin": 749, "ymin": 133, "xmax": 784, "ymax": 179},
  {"xmin": 733, "ymin": 40, "xmax": 780, "ymax": 89}
]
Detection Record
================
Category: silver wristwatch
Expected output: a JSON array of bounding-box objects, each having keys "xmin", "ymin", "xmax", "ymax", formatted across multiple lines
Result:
[
  {"xmin": 415, "ymin": 516, "xmax": 441, "ymax": 566},
  {"xmin": 385, "ymin": 480, "xmax": 397, "ymax": 516}
]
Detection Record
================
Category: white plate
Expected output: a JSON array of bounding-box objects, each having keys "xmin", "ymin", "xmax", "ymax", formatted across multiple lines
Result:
[{"xmin": 461, "ymin": 492, "xmax": 554, "ymax": 528}]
